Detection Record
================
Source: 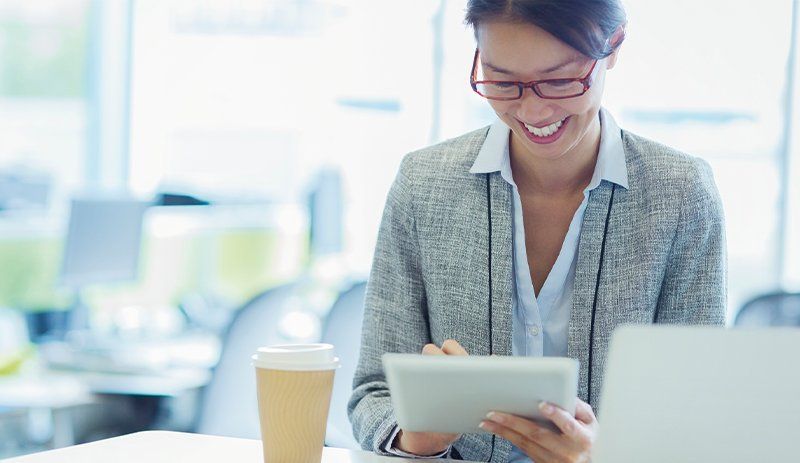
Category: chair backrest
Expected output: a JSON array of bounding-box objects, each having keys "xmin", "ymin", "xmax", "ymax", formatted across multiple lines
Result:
[
  {"xmin": 734, "ymin": 292, "xmax": 800, "ymax": 327},
  {"xmin": 320, "ymin": 281, "xmax": 367, "ymax": 449},
  {"xmin": 195, "ymin": 282, "xmax": 299, "ymax": 438}
]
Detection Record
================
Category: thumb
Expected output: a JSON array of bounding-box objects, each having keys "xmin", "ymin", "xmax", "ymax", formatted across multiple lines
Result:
[{"xmin": 422, "ymin": 343, "xmax": 445, "ymax": 356}]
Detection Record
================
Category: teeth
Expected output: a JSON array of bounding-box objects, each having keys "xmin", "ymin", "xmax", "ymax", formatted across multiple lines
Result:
[{"xmin": 524, "ymin": 117, "xmax": 566, "ymax": 137}]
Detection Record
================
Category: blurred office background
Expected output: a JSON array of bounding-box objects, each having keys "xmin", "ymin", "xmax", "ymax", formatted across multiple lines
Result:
[{"xmin": 0, "ymin": 0, "xmax": 799, "ymax": 458}]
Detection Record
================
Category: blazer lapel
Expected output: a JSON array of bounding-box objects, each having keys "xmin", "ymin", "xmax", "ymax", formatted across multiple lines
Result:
[
  {"xmin": 456, "ymin": 142, "xmax": 515, "ymax": 463},
  {"xmin": 569, "ymin": 181, "xmax": 614, "ymax": 405},
  {"xmin": 488, "ymin": 171, "xmax": 514, "ymax": 357}
]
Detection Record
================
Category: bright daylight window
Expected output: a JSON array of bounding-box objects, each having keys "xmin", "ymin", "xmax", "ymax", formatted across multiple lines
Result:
[
  {"xmin": 0, "ymin": 0, "xmax": 88, "ymax": 216},
  {"xmin": 439, "ymin": 0, "xmax": 797, "ymax": 319},
  {"xmin": 0, "ymin": 0, "xmax": 89, "ymax": 310},
  {"xmin": 129, "ymin": 0, "xmax": 440, "ymax": 272},
  {"xmin": 128, "ymin": 0, "xmax": 798, "ymax": 320}
]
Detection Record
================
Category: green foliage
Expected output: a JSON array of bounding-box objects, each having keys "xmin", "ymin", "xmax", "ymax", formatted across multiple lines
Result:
[
  {"xmin": 0, "ymin": 238, "xmax": 71, "ymax": 310},
  {"xmin": 0, "ymin": 13, "xmax": 88, "ymax": 98},
  {"xmin": 215, "ymin": 230, "xmax": 285, "ymax": 302},
  {"xmin": 0, "ymin": 229, "xmax": 303, "ymax": 312}
]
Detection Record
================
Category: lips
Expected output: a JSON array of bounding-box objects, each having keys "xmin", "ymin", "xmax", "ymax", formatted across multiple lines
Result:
[
  {"xmin": 524, "ymin": 117, "xmax": 567, "ymax": 137},
  {"xmin": 517, "ymin": 116, "xmax": 571, "ymax": 145}
]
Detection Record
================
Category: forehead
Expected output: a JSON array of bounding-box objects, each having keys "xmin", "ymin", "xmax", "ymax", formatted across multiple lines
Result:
[{"xmin": 476, "ymin": 20, "xmax": 585, "ymax": 75}]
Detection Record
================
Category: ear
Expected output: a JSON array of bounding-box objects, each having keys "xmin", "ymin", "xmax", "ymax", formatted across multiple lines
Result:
[{"xmin": 605, "ymin": 25, "xmax": 626, "ymax": 70}]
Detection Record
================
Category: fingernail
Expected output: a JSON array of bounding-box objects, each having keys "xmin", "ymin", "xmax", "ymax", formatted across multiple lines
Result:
[
  {"xmin": 479, "ymin": 421, "xmax": 487, "ymax": 430},
  {"xmin": 539, "ymin": 403, "xmax": 554, "ymax": 414},
  {"xmin": 486, "ymin": 412, "xmax": 503, "ymax": 423}
]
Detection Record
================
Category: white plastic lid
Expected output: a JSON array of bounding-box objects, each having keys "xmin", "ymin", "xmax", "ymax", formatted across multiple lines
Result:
[{"xmin": 251, "ymin": 343, "xmax": 340, "ymax": 371}]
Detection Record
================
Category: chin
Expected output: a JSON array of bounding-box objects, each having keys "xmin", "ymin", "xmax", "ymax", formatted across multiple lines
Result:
[{"xmin": 512, "ymin": 126, "xmax": 577, "ymax": 161}]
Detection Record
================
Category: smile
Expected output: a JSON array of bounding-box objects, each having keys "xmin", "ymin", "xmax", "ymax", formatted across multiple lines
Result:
[{"xmin": 518, "ymin": 116, "xmax": 571, "ymax": 144}]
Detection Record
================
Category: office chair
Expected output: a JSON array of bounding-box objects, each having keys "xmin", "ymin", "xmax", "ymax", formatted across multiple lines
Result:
[
  {"xmin": 0, "ymin": 408, "xmax": 32, "ymax": 458},
  {"xmin": 734, "ymin": 291, "xmax": 800, "ymax": 327},
  {"xmin": 195, "ymin": 282, "xmax": 300, "ymax": 438},
  {"xmin": 320, "ymin": 281, "xmax": 367, "ymax": 449}
]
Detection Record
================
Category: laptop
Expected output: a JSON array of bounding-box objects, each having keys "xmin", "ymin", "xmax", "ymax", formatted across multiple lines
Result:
[{"xmin": 593, "ymin": 325, "xmax": 800, "ymax": 463}]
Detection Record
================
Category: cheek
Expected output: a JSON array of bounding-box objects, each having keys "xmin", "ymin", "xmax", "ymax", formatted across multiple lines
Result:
[
  {"xmin": 582, "ymin": 74, "xmax": 606, "ymax": 108},
  {"xmin": 562, "ymin": 94, "xmax": 595, "ymax": 113},
  {"xmin": 487, "ymin": 100, "xmax": 513, "ymax": 116},
  {"xmin": 555, "ymin": 95, "xmax": 598, "ymax": 122},
  {"xmin": 487, "ymin": 97, "xmax": 595, "ymax": 121}
]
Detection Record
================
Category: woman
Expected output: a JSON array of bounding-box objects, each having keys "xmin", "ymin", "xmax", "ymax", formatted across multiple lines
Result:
[{"xmin": 349, "ymin": 1, "xmax": 726, "ymax": 462}]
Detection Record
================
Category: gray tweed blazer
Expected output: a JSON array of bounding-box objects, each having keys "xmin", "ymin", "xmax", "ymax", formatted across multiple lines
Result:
[{"xmin": 348, "ymin": 125, "xmax": 727, "ymax": 462}]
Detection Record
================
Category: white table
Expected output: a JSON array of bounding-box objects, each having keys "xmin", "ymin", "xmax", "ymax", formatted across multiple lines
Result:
[
  {"xmin": 0, "ymin": 336, "xmax": 218, "ymax": 450},
  {"xmin": 0, "ymin": 431, "xmax": 466, "ymax": 462},
  {"xmin": 0, "ymin": 375, "xmax": 94, "ymax": 449},
  {"xmin": 0, "ymin": 368, "xmax": 209, "ymax": 450}
]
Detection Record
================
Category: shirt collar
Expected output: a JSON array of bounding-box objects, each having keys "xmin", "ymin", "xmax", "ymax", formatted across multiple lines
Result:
[
  {"xmin": 469, "ymin": 118, "xmax": 510, "ymax": 175},
  {"xmin": 469, "ymin": 107, "xmax": 629, "ymax": 191}
]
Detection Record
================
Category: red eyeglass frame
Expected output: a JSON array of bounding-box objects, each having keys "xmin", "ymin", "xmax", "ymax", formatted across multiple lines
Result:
[{"xmin": 469, "ymin": 48, "xmax": 599, "ymax": 101}]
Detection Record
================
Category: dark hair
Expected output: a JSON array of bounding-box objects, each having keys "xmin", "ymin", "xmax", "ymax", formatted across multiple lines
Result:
[{"xmin": 465, "ymin": 0, "xmax": 626, "ymax": 59}]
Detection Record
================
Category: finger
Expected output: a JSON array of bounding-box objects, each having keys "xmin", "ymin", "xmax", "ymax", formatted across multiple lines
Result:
[
  {"xmin": 440, "ymin": 339, "xmax": 469, "ymax": 356},
  {"xmin": 539, "ymin": 402, "xmax": 591, "ymax": 446},
  {"xmin": 422, "ymin": 344, "xmax": 444, "ymax": 355},
  {"xmin": 483, "ymin": 412, "xmax": 569, "ymax": 455},
  {"xmin": 479, "ymin": 419, "xmax": 559, "ymax": 462},
  {"xmin": 574, "ymin": 399, "xmax": 597, "ymax": 424}
]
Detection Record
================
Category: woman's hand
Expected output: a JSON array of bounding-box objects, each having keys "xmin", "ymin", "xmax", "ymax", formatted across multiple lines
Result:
[
  {"xmin": 393, "ymin": 339, "xmax": 468, "ymax": 456},
  {"xmin": 479, "ymin": 398, "xmax": 598, "ymax": 463}
]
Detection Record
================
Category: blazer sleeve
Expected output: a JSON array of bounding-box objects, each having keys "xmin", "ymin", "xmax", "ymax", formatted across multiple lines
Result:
[
  {"xmin": 347, "ymin": 157, "xmax": 433, "ymax": 454},
  {"xmin": 656, "ymin": 157, "xmax": 727, "ymax": 325}
]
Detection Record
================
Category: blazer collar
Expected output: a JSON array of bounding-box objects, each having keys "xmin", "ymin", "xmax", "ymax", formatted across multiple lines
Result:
[{"xmin": 469, "ymin": 108, "xmax": 629, "ymax": 191}]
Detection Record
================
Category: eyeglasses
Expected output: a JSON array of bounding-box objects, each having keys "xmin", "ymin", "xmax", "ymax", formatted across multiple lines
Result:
[{"xmin": 469, "ymin": 49, "xmax": 598, "ymax": 101}]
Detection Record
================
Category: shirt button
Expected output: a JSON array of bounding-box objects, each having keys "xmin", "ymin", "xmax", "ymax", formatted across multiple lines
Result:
[{"xmin": 529, "ymin": 325, "xmax": 540, "ymax": 336}]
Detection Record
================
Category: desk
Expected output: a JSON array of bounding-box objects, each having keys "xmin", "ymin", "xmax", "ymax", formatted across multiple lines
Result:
[
  {"xmin": 0, "ymin": 367, "xmax": 210, "ymax": 401},
  {"xmin": 0, "ymin": 362, "xmax": 210, "ymax": 451},
  {"xmin": 0, "ymin": 431, "xmax": 469, "ymax": 462},
  {"xmin": 0, "ymin": 375, "xmax": 94, "ymax": 449}
]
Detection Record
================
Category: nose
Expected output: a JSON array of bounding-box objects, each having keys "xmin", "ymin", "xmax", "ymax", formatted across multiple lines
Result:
[{"xmin": 515, "ymin": 89, "xmax": 556, "ymax": 125}]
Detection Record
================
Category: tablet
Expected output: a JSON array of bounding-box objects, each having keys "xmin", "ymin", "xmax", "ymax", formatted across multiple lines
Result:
[{"xmin": 382, "ymin": 354, "xmax": 578, "ymax": 434}]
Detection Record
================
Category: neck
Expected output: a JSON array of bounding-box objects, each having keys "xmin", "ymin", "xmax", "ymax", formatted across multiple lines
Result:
[{"xmin": 510, "ymin": 114, "xmax": 602, "ymax": 197}]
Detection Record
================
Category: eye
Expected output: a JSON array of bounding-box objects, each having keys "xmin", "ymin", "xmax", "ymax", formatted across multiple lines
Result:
[
  {"xmin": 490, "ymin": 81, "xmax": 518, "ymax": 89},
  {"xmin": 545, "ymin": 79, "xmax": 574, "ymax": 88}
]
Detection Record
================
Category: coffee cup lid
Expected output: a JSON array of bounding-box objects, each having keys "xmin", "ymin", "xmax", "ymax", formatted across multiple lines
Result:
[{"xmin": 251, "ymin": 343, "xmax": 340, "ymax": 371}]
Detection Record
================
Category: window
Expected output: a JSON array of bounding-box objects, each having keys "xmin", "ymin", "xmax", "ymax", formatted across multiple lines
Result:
[
  {"xmin": 0, "ymin": 0, "xmax": 90, "ymax": 310},
  {"xmin": 129, "ymin": 0, "xmax": 440, "ymax": 271},
  {"xmin": 125, "ymin": 0, "xmax": 799, "ymax": 318},
  {"xmin": 438, "ymin": 0, "xmax": 797, "ymax": 320},
  {"xmin": 0, "ymin": 0, "xmax": 89, "ymax": 215}
]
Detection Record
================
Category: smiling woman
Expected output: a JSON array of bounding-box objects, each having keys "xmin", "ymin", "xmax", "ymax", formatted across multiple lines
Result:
[{"xmin": 348, "ymin": 1, "xmax": 727, "ymax": 463}]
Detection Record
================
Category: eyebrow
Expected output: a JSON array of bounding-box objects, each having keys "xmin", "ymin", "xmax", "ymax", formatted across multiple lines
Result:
[{"xmin": 483, "ymin": 56, "xmax": 581, "ymax": 76}]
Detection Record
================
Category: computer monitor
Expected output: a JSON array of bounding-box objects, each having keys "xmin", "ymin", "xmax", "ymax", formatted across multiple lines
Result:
[{"xmin": 59, "ymin": 197, "xmax": 148, "ymax": 288}]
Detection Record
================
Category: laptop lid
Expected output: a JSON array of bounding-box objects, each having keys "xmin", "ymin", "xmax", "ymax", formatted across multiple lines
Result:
[{"xmin": 593, "ymin": 325, "xmax": 800, "ymax": 463}]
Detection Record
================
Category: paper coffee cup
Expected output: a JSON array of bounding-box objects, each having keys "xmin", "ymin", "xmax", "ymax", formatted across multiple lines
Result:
[{"xmin": 253, "ymin": 344, "xmax": 340, "ymax": 463}]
